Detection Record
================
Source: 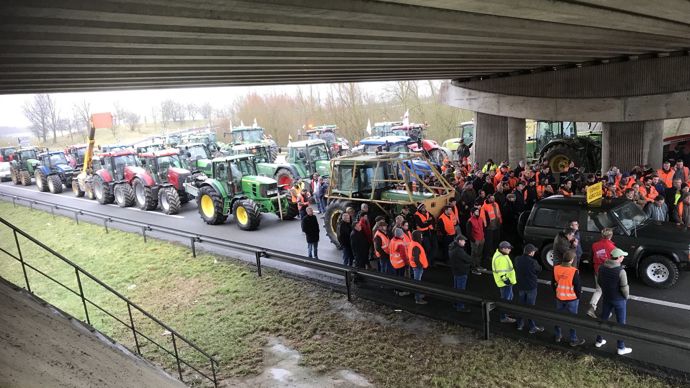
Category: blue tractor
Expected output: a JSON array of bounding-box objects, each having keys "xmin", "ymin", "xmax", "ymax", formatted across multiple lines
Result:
[
  {"xmin": 357, "ymin": 135, "xmax": 438, "ymax": 177},
  {"xmin": 35, "ymin": 150, "xmax": 75, "ymax": 194}
]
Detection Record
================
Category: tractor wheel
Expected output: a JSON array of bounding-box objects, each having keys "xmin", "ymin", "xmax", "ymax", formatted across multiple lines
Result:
[
  {"xmin": 72, "ymin": 179, "xmax": 85, "ymax": 197},
  {"xmin": 542, "ymin": 145, "xmax": 580, "ymax": 174},
  {"xmin": 197, "ymin": 186, "xmax": 227, "ymax": 225},
  {"xmin": 11, "ymin": 169, "xmax": 18, "ymax": 185},
  {"xmin": 93, "ymin": 175, "xmax": 114, "ymax": 204},
  {"xmin": 47, "ymin": 175, "xmax": 63, "ymax": 194},
  {"xmin": 233, "ymin": 199, "xmax": 262, "ymax": 231},
  {"xmin": 159, "ymin": 187, "xmax": 181, "ymax": 215},
  {"xmin": 85, "ymin": 181, "xmax": 96, "ymax": 200},
  {"xmin": 278, "ymin": 202, "xmax": 299, "ymax": 220},
  {"xmin": 268, "ymin": 146, "xmax": 278, "ymax": 163},
  {"xmin": 20, "ymin": 170, "xmax": 32, "ymax": 186},
  {"xmin": 133, "ymin": 178, "xmax": 158, "ymax": 210},
  {"xmin": 274, "ymin": 168, "xmax": 295, "ymax": 188},
  {"xmin": 324, "ymin": 200, "xmax": 352, "ymax": 249},
  {"xmin": 35, "ymin": 171, "xmax": 48, "ymax": 191},
  {"xmin": 114, "ymin": 184, "xmax": 135, "ymax": 207}
]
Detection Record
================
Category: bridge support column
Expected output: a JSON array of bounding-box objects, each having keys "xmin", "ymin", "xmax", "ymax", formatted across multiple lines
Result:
[
  {"xmin": 474, "ymin": 113, "xmax": 525, "ymax": 168},
  {"xmin": 602, "ymin": 120, "xmax": 663, "ymax": 172}
]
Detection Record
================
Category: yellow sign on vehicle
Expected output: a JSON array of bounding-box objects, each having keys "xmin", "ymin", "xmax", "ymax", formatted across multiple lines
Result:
[{"xmin": 586, "ymin": 181, "xmax": 603, "ymax": 203}]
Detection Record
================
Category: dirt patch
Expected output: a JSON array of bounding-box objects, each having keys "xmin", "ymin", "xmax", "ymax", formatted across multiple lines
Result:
[{"xmin": 222, "ymin": 337, "xmax": 372, "ymax": 388}]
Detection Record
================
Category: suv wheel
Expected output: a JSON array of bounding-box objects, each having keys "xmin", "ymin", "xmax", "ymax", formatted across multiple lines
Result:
[
  {"xmin": 540, "ymin": 243, "xmax": 555, "ymax": 270},
  {"xmin": 639, "ymin": 256, "xmax": 679, "ymax": 289}
]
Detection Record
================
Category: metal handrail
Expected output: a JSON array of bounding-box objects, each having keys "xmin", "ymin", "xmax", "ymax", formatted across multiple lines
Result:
[
  {"xmin": 0, "ymin": 216, "xmax": 219, "ymax": 387},
  {"xmin": 2, "ymin": 192, "xmax": 690, "ymax": 372}
]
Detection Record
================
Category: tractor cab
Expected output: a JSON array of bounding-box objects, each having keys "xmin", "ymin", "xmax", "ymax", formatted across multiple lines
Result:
[
  {"xmin": 212, "ymin": 155, "xmax": 260, "ymax": 197},
  {"xmin": 136, "ymin": 143, "xmax": 165, "ymax": 154},
  {"xmin": 12, "ymin": 147, "xmax": 40, "ymax": 171},
  {"xmin": 229, "ymin": 143, "xmax": 271, "ymax": 163},
  {"xmin": 0, "ymin": 146, "xmax": 17, "ymax": 162},
  {"xmin": 286, "ymin": 139, "xmax": 331, "ymax": 178},
  {"xmin": 371, "ymin": 121, "xmax": 404, "ymax": 137},
  {"xmin": 96, "ymin": 151, "xmax": 139, "ymax": 181},
  {"xmin": 230, "ymin": 126, "xmax": 265, "ymax": 144},
  {"xmin": 65, "ymin": 144, "xmax": 88, "ymax": 168},
  {"xmin": 532, "ymin": 121, "xmax": 577, "ymax": 156},
  {"xmin": 40, "ymin": 151, "xmax": 70, "ymax": 168},
  {"xmin": 185, "ymin": 133, "xmax": 219, "ymax": 152},
  {"xmin": 304, "ymin": 125, "xmax": 350, "ymax": 156},
  {"xmin": 359, "ymin": 135, "xmax": 412, "ymax": 154},
  {"xmin": 179, "ymin": 142, "xmax": 213, "ymax": 175},
  {"xmin": 139, "ymin": 149, "xmax": 188, "ymax": 185},
  {"xmin": 166, "ymin": 134, "xmax": 182, "ymax": 147},
  {"xmin": 35, "ymin": 151, "xmax": 75, "ymax": 193}
]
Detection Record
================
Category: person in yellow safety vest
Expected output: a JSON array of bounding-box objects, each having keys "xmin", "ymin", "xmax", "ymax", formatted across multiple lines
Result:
[
  {"xmin": 373, "ymin": 220, "xmax": 391, "ymax": 274},
  {"xmin": 492, "ymin": 241, "xmax": 517, "ymax": 323},
  {"xmin": 389, "ymin": 228, "xmax": 410, "ymax": 297},
  {"xmin": 437, "ymin": 205, "xmax": 457, "ymax": 263},
  {"xmin": 407, "ymin": 230, "xmax": 429, "ymax": 304},
  {"xmin": 414, "ymin": 203, "xmax": 437, "ymax": 267},
  {"xmin": 552, "ymin": 250, "xmax": 586, "ymax": 347}
]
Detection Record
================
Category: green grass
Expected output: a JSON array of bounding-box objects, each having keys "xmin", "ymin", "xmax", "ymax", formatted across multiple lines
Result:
[{"xmin": 0, "ymin": 202, "xmax": 680, "ymax": 387}]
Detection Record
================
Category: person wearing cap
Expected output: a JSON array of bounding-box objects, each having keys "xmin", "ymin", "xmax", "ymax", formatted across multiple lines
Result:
[
  {"xmin": 514, "ymin": 244, "xmax": 544, "ymax": 333},
  {"xmin": 437, "ymin": 205, "xmax": 457, "ymax": 263},
  {"xmin": 595, "ymin": 247, "xmax": 632, "ymax": 355},
  {"xmin": 492, "ymin": 241, "xmax": 517, "ymax": 323},
  {"xmin": 448, "ymin": 234, "xmax": 475, "ymax": 312},
  {"xmin": 645, "ymin": 195, "xmax": 669, "ymax": 222},
  {"xmin": 414, "ymin": 203, "xmax": 437, "ymax": 266},
  {"xmin": 552, "ymin": 250, "xmax": 585, "ymax": 347}
]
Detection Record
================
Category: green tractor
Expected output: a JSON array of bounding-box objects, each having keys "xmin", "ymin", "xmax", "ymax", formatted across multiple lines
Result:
[
  {"xmin": 323, "ymin": 152, "xmax": 455, "ymax": 248},
  {"xmin": 9, "ymin": 147, "xmax": 40, "ymax": 186},
  {"xmin": 441, "ymin": 121, "xmax": 475, "ymax": 153},
  {"xmin": 184, "ymin": 132, "xmax": 220, "ymax": 154},
  {"xmin": 179, "ymin": 142, "xmax": 214, "ymax": 176},
  {"xmin": 228, "ymin": 142, "xmax": 302, "ymax": 188},
  {"xmin": 183, "ymin": 154, "xmax": 298, "ymax": 229},
  {"xmin": 286, "ymin": 139, "xmax": 331, "ymax": 188},
  {"xmin": 527, "ymin": 121, "xmax": 601, "ymax": 173},
  {"xmin": 229, "ymin": 125, "xmax": 278, "ymax": 162}
]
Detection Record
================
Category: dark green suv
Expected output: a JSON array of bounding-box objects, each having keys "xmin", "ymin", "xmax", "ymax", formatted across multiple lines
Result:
[{"xmin": 521, "ymin": 196, "xmax": 690, "ymax": 289}]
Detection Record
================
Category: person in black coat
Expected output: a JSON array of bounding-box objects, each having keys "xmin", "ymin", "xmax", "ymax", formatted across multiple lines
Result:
[
  {"xmin": 301, "ymin": 207, "xmax": 320, "ymax": 259},
  {"xmin": 338, "ymin": 212, "xmax": 354, "ymax": 266},
  {"xmin": 350, "ymin": 221, "xmax": 371, "ymax": 269},
  {"xmin": 448, "ymin": 235, "xmax": 476, "ymax": 312},
  {"xmin": 514, "ymin": 244, "xmax": 544, "ymax": 333}
]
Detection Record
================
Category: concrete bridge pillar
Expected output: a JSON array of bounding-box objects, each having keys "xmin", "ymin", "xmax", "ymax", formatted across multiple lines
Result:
[
  {"xmin": 474, "ymin": 113, "xmax": 525, "ymax": 168},
  {"xmin": 601, "ymin": 120, "xmax": 664, "ymax": 172}
]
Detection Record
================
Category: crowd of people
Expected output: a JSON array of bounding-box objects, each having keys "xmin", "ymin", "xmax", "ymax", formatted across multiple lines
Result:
[{"xmin": 298, "ymin": 150, "xmax": 690, "ymax": 355}]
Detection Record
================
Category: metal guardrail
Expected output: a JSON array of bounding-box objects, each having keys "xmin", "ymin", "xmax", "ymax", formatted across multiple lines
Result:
[
  {"xmin": 0, "ymin": 216, "xmax": 219, "ymax": 387},
  {"xmin": 2, "ymin": 191, "xmax": 690, "ymax": 374}
]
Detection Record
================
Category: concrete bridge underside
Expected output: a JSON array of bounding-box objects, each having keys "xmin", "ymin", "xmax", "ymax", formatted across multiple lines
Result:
[{"xmin": 1, "ymin": 0, "xmax": 690, "ymax": 94}]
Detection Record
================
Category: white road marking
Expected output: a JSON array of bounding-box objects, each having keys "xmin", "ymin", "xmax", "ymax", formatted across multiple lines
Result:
[{"xmin": 537, "ymin": 279, "xmax": 690, "ymax": 311}]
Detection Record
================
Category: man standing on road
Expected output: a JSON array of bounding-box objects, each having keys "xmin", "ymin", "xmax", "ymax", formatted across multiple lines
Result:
[
  {"xmin": 514, "ymin": 244, "xmax": 544, "ymax": 334},
  {"xmin": 587, "ymin": 228, "xmax": 616, "ymax": 318},
  {"xmin": 373, "ymin": 220, "xmax": 391, "ymax": 274},
  {"xmin": 492, "ymin": 241, "xmax": 516, "ymax": 324},
  {"xmin": 568, "ymin": 220, "xmax": 583, "ymax": 266},
  {"xmin": 407, "ymin": 230, "xmax": 429, "ymax": 304},
  {"xmin": 466, "ymin": 207, "xmax": 486, "ymax": 272},
  {"xmin": 301, "ymin": 207, "xmax": 320, "ymax": 259},
  {"xmin": 338, "ymin": 212, "xmax": 354, "ymax": 266},
  {"xmin": 414, "ymin": 203, "xmax": 436, "ymax": 266},
  {"xmin": 553, "ymin": 251, "xmax": 586, "ymax": 347},
  {"xmin": 437, "ymin": 205, "xmax": 457, "ymax": 263},
  {"xmin": 350, "ymin": 221, "xmax": 370, "ymax": 269},
  {"xmin": 448, "ymin": 234, "xmax": 474, "ymax": 312},
  {"xmin": 481, "ymin": 194, "xmax": 502, "ymax": 265},
  {"xmin": 595, "ymin": 248, "xmax": 632, "ymax": 356}
]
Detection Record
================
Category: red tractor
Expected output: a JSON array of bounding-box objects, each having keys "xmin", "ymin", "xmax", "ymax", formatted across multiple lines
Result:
[
  {"xmin": 88, "ymin": 149, "xmax": 156, "ymax": 209},
  {"xmin": 137, "ymin": 149, "xmax": 192, "ymax": 214}
]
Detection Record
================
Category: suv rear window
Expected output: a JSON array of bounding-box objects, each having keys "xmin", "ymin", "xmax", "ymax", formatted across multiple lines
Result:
[{"xmin": 532, "ymin": 207, "xmax": 578, "ymax": 228}]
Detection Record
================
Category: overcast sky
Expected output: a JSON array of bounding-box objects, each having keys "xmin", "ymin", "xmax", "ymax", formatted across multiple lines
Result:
[{"xmin": 0, "ymin": 81, "xmax": 425, "ymax": 133}]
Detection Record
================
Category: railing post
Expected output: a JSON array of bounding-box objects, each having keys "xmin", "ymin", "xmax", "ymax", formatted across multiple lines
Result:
[
  {"xmin": 75, "ymin": 269, "xmax": 91, "ymax": 325},
  {"xmin": 50, "ymin": 206, "xmax": 55, "ymax": 218},
  {"xmin": 255, "ymin": 251, "xmax": 262, "ymax": 277},
  {"xmin": 74, "ymin": 211, "xmax": 79, "ymax": 224},
  {"xmin": 481, "ymin": 301, "xmax": 494, "ymax": 340},
  {"xmin": 12, "ymin": 196, "xmax": 16, "ymax": 207},
  {"xmin": 127, "ymin": 303, "xmax": 141, "ymax": 356},
  {"xmin": 141, "ymin": 226, "xmax": 147, "ymax": 243},
  {"xmin": 13, "ymin": 229, "xmax": 31, "ymax": 293},
  {"xmin": 103, "ymin": 218, "xmax": 109, "ymax": 233},
  {"xmin": 345, "ymin": 270, "xmax": 352, "ymax": 302},
  {"xmin": 171, "ymin": 333, "xmax": 184, "ymax": 382},
  {"xmin": 190, "ymin": 237, "xmax": 197, "ymax": 258}
]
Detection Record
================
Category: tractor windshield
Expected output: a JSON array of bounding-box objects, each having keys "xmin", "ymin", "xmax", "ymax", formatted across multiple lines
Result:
[
  {"xmin": 363, "ymin": 142, "xmax": 408, "ymax": 153},
  {"xmin": 49, "ymin": 153, "xmax": 68, "ymax": 166},
  {"xmin": 319, "ymin": 131, "xmax": 337, "ymax": 144},
  {"xmin": 233, "ymin": 129, "xmax": 263, "ymax": 143},
  {"xmin": 245, "ymin": 147, "xmax": 269, "ymax": 163},
  {"xmin": 20, "ymin": 150, "xmax": 37, "ymax": 160},
  {"xmin": 75, "ymin": 147, "xmax": 86, "ymax": 157},
  {"xmin": 235, "ymin": 158, "xmax": 257, "ymax": 176},
  {"xmin": 157, "ymin": 155, "xmax": 182, "ymax": 170},
  {"xmin": 308, "ymin": 144, "xmax": 329, "ymax": 161},
  {"xmin": 334, "ymin": 163, "xmax": 389, "ymax": 193},
  {"xmin": 187, "ymin": 145, "xmax": 210, "ymax": 160}
]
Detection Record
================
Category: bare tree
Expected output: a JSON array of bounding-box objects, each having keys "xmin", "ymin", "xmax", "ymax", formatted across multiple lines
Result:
[
  {"xmin": 186, "ymin": 103, "xmax": 198, "ymax": 121},
  {"xmin": 23, "ymin": 94, "xmax": 61, "ymax": 143},
  {"xmin": 73, "ymin": 100, "xmax": 91, "ymax": 139},
  {"xmin": 161, "ymin": 99, "xmax": 185, "ymax": 123},
  {"xmin": 199, "ymin": 102, "xmax": 213, "ymax": 123},
  {"xmin": 122, "ymin": 111, "xmax": 141, "ymax": 132},
  {"xmin": 113, "ymin": 102, "xmax": 127, "ymax": 128}
]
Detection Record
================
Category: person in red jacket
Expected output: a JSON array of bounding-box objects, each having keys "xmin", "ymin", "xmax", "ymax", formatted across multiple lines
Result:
[
  {"xmin": 466, "ymin": 206, "xmax": 486, "ymax": 272},
  {"xmin": 587, "ymin": 228, "xmax": 616, "ymax": 318}
]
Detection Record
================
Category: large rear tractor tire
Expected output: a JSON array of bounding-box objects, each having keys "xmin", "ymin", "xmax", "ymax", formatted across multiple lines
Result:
[
  {"xmin": 35, "ymin": 171, "xmax": 48, "ymax": 192},
  {"xmin": 323, "ymin": 200, "xmax": 351, "ymax": 249},
  {"xmin": 133, "ymin": 178, "xmax": 158, "ymax": 210},
  {"xmin": 268, "ymin": 146, "xmax": 278, "ymax": 163},
  {"xmin": 114, "ymin": 184, "xmax": 135, "ymax": 207},
  {"xmin": 159, "ymin": 187, "xmax": 181, "ymax": 215},
  {"xmin": 93, "ymin": 175, "xmax": 114, "ymax": 204},
  {"xmin": 11, "ymin": 169, "xmax": 19, "ymax": 185},
  {"xmin": 20, "ymin": 170, "xmax": 32, "ymax": 186},
  {"xmin": 197, "ymin": 186, "xmax": 227, "ymax": 225},
  {"xmin": 275, "ymin": 168, "xmax": 295, "ymax": 188},
  {"xmin": 233, "ymin": 199, "xmax": 262, "ymax": 231},
  {"xmin": 85, "ymin": 181, "xmax": 96, "ymax": 200},
  {"xmin": 72, "ymin": 179, "xmax": 85, "ymax": 197},
  {"xmin": 47, "ymin": 175, "xmax": 63, "ymax": 194},
  {"xmin": 542, "ymin": 145, "xmax": 580, "ymax": 174}
]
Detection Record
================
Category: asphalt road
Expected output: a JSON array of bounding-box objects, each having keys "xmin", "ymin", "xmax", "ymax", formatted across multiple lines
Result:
[{"xmin": 1, "ymin": 180, "xmax": 689, "ymax": 375}]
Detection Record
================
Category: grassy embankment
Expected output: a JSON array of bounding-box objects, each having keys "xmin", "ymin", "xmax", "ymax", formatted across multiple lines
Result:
[
  {"xmin": 0, "ymin": 202, "xmax": 679, "ymax": 387},
  {"xmin": 0, "ymin": 120, "xmax": 211, "ymax": 149}
]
